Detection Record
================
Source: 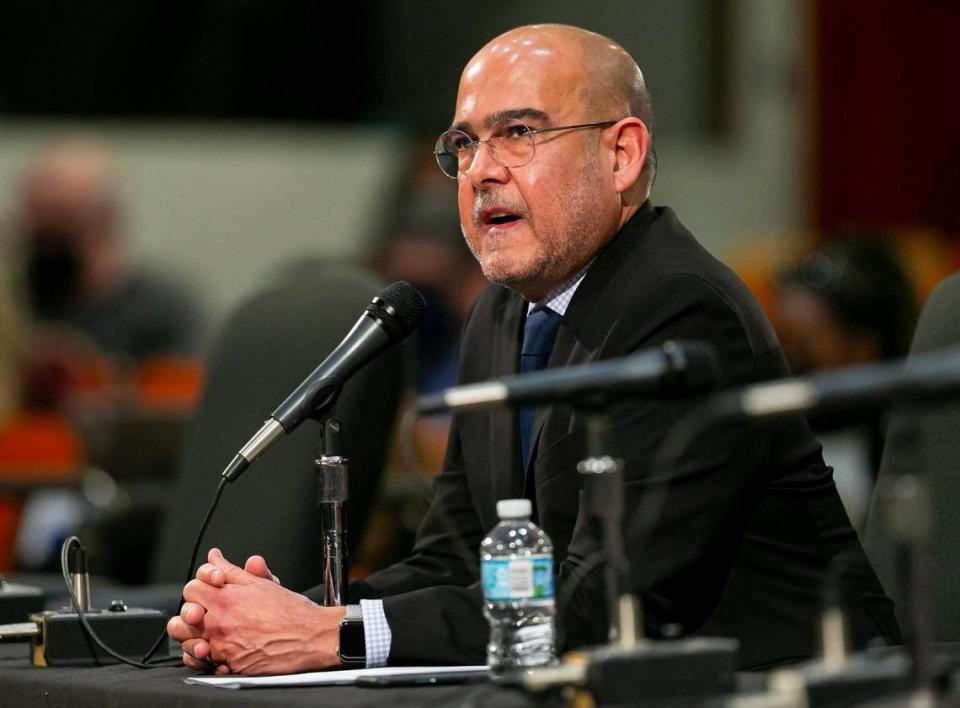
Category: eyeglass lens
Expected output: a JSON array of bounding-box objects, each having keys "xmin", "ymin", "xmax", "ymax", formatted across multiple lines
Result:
[{"xmin": 434, "ymin": 127, "xmax": 535, "ymax": 178}]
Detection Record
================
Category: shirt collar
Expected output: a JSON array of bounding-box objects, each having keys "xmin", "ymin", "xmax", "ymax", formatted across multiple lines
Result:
[{"xmin": 526, "ymin": 259, "xmax": 593, "ymax": 317}]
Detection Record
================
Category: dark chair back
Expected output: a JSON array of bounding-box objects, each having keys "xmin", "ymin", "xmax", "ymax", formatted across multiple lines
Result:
[
  {"xmin": 152, "ymin": 263, "xmax": 406, "ymax": 591},
  {"xmin": 865, "ymin": 271, "xmax": 960, "ymax": 640}
]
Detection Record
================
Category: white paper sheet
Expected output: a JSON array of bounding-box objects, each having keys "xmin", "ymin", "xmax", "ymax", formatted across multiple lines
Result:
[{"xmin": 183, "ymin": 665, "xmax": 489, "ymax": 689}]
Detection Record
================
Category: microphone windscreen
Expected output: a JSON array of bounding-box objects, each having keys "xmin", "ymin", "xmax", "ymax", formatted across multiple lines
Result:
[{"xmin": 368, "ymin": 281, "xmax": 427, "ymax": 340}]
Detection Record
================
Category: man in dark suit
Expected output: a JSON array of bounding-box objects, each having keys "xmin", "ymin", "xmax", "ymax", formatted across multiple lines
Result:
[{"xmin": 168, "ymin": 23, "xmax": 899, "ymax": 674}]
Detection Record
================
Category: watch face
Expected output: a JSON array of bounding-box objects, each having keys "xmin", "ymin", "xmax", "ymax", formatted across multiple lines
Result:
[{"xmin": 339, "ymin": 619, "xmax": 366, "ymax": 665}]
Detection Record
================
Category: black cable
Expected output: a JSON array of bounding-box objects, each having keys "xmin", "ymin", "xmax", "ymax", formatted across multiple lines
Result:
[
  {"xmin": 52, "ymin": 475, "xmax": 230, "ymax": 669},
  {"xmin": 59, "ymin": 536, "xmax": 159, "ymax": 669},
  {"xmin": 141, "ymin": 476, "xmax": 229, "ymax": 664}
]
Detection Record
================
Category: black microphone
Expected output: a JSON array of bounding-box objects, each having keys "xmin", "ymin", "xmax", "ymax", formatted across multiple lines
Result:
[
  {"xmin": 417, "ymin": 341, "xmax": 720, "ymax": 414},
  {"xmin": 222, "ymin": 281, "xmax": 426, "ymax": 482},
  {"xmin": 705, "ymin": 345, "xmax": 960, "ymax": 421}
]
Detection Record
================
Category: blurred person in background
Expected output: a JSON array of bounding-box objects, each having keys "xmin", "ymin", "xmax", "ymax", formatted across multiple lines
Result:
[
  {"xmin": 12, "ymin": 138, "xmax": 202, "ymax": 408},
  {"xmin": 5, "ymin": 138, "xmax": 206, "ymax": 573},
  {"xmin": 375, "ymin": 177, "xmax": 487, "ymax": 395},
  {"xmin": 771, "ymin": 237, "xmax": 918, "ymax": 526}
]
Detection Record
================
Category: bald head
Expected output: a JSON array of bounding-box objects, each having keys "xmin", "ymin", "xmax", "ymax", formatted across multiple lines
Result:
[
  {"xmin": 19, "ymin": 138, "xmax": 128, "ymax": 304},
  {"xmin": 468, "ymin": 24, "xmax": 655, "ymax": 183},
  {"xmin": 21, "ymin": 138, "xmax": 120, "ymax": 229},
  {"xmin": 452, "ymin": 24, "xmax": 655, "ymax": 299}
]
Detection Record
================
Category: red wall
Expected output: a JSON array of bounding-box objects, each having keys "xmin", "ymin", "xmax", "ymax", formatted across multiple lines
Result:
[{"xmin": 815, "ymin": 1, "xmax": 960, "ymax": 233}]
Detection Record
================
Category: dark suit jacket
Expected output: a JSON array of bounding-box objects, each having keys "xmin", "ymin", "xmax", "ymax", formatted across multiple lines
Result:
[{"xmin": 346, "ymin": 203, "xmax": 901, "ymax": 669}]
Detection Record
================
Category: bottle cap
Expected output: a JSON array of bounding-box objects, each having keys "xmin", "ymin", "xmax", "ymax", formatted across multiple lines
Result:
[{"xmin": 497, "ymin": 498, "xmax": 532, "ymax": 519}]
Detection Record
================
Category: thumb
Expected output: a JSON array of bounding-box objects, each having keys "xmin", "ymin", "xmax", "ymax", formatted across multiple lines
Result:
[{"xmin": 244, "ymin": 555, "xmax": 280, "ymax": 584}]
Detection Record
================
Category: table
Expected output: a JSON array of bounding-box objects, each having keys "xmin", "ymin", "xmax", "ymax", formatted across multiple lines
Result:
[{"xmin": 0, "ymin": 645, "xmax": 533, "ymax": 708}]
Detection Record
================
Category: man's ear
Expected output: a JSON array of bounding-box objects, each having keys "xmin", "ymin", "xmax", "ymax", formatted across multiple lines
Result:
[{"xmin": 608, "ymin": 118, "xmax": 649, "ymax": 195}]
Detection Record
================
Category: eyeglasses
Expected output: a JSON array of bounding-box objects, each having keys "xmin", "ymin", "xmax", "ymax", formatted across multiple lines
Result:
[{"xmin": 434, "ymin": 120, "xmax": 618, "ymax": 179}]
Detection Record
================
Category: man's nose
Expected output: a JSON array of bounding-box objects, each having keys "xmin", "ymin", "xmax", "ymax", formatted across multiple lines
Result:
[{"xmin": 466, "ymin": 142, "xmax": 509, "ymax": 186}]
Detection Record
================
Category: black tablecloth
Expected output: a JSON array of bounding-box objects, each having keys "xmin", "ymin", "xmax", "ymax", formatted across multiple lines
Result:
[{"xmin": 0, "ymin": 645, "xmax": 532, "ymax": 708}]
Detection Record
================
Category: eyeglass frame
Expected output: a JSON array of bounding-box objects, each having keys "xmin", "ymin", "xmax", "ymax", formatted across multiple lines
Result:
[{"xmin": 434, "ymin": 119, "xmax": 620, "ymax": 179}]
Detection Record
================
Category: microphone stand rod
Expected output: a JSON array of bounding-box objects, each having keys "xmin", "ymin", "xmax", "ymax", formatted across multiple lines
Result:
[
  {"xmin": 578, "ymin": 412, "xmax": 639, "ymax": 646},
  {"xmin": 316, "ymin": 416, "xmax": 348, "ymax": 606}
]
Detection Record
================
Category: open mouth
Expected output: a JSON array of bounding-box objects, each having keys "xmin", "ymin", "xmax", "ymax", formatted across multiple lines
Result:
[{"xmin": 480, "ymin": 210, "xmax": 523, "ymax": 227}]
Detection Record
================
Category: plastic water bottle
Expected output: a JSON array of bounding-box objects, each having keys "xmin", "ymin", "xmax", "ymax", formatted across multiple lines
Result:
[{"xmin": 480, "ymin": 498, "xmax": 557, "ymax": 673}]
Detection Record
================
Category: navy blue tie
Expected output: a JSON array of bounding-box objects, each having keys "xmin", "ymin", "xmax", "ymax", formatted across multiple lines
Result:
[{"xmin": 519, "ymin": 306, "xmax": 562, "ymax": 468}]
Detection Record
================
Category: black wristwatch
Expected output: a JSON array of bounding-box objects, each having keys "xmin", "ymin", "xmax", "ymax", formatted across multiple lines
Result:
[{"xmin": 337, "ymin": 604, "xmax": 366, "ymax": 667}]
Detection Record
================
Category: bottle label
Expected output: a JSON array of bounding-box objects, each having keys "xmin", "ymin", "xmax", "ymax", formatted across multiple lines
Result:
[{"xmin": 481, "ymin": 555, "xmax": 554, "ymax": 601}]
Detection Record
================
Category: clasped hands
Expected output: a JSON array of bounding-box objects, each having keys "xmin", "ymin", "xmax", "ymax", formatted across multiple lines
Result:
[{"xmin": 166, "ymin": 547, "xmax": 346, "ymax": 675}]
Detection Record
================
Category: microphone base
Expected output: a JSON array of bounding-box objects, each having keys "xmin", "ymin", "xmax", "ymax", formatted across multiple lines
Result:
[
  {"xmin": 515, "ymin": 637, "xmax": 739, "ymax": 705},
  {"xmin": 765, "ymin": 650, "xmax": 917, "ymax": 707},
  {"xmin": 30, "ymin": 607, "xmax": 170, "ymax": 667},
  {"xmin": 583, "ymin": 639, "xmax": 739, "ymax": 705}
]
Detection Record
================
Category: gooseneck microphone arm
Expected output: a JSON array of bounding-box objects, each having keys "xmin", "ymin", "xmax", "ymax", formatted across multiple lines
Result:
[
  {"xmin": 417, "ymin": 340, "xmax": 720, "ymax": 415},
  {"xmin": 706, "ymin": 344, "xmax": 960, "ymax": 421}
]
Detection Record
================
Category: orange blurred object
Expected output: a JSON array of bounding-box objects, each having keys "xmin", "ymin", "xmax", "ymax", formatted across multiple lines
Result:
[
  {"xmin": 728, "ymin": 228, "xmax": 958, "ymax": 326},
  {"xmin": 133, "ymin": 356, "xmax": 205, "ymax": 412},
  {"xmin": 0, "ymin": 413, "xmax": 84, "ymax": 571}
]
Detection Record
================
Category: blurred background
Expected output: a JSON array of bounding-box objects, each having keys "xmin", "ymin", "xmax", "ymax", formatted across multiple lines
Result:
[{"xmin": 0, "ymin": 0, "xmax": 957, "ymax": 588}]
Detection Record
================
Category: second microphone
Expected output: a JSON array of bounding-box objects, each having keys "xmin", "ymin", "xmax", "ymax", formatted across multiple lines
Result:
[{"xmin": 418, "ymin": 340, "xmax": 720, "ymax": 414}]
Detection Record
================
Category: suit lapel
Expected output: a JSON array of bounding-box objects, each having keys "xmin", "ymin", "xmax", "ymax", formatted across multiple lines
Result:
[
  {"xmin": 526, "ymin": 202, "xmax": 660, "ymax": 480},
  {"xmin": 489, "ymin": 294, "xmax": 525, "ymax": 502},
  {"xmin": 527, "ymin": 317, "xmax": 580, "ymax": 464},
  {"xmin": 528, "ymin": 299, "xmax": 603, "ymax": 453}
]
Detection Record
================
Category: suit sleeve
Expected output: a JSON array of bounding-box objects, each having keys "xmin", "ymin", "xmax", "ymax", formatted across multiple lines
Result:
[{"xmin": 345, "ymin": 414, "xmax": 490, "ymax": 664}]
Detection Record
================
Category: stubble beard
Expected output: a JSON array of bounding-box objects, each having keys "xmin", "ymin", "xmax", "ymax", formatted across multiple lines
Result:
[{"xmin": 463, "ymin": 153, "xmax": 604, "ymax": 296}]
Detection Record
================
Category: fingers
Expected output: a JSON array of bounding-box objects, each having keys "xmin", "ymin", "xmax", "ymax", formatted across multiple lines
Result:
[
  {"xmin": 181, "ymin": 639, "xmax": 233, "ymax": 674},
  {"xmin": 169, "ymin": 579, "xmax": 232, "ymax": 674},
  {"xmin": 202, "ymin": 547, "xmax": 276, "ymax": 586},
  {"xmin": 183, "ymin": 578, "xmax": 219, "ymax": 607},
  {"xmin": 181, "ymin": 601, "xmax": 206, "ymax": 627},
  {"xmin": 182, "ymin": 652, "xmax": 211, "ymax": 672},
  {"xmin": 182, "ymin": 637, "xmax": 212, "ymax": 661},
  {"xmin": 197, "ymin": 548, "xmax": 268, "ymax": 586},
  {"xmin": 195, "ymin": 562, "xmax": 225, "ymax": 588},
  {"xmin": 205, "ymin": 547, "xmax": 256, "ymax": 586},
  {"xmin": 171, "ymin": 613, "xmax": 231, "ymax": 675},
  {"xmin": 244, "ymin": 555, "xmax": 280, "ymax": 584},
  {"xmin": 167, "ymin": 613, "xmax": 204, "ymax": 642}
]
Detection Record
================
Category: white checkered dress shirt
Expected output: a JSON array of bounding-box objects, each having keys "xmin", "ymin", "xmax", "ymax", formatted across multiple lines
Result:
[
  {"xmin": 358, "ymin": 599, "xmax": 392, "ymax": 667},
  {"xmin": 528, "ymin": 261, "xmax": 590, "ymax": 317},
  {"xmin": 359, "ymin": 263, "xmax": 592, "ymax": 666}
]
